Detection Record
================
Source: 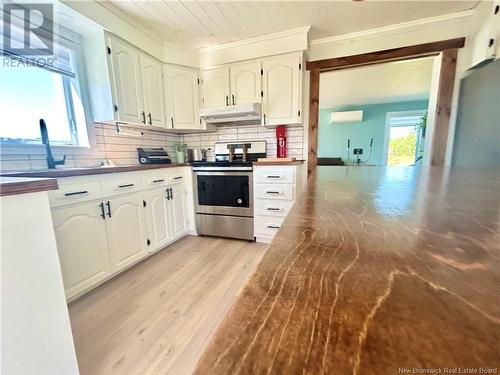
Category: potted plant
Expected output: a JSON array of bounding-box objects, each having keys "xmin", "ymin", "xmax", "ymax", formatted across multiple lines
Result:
[{"xmin": 174, "ymin": 143, "xmax": 187, "ymax": 163}]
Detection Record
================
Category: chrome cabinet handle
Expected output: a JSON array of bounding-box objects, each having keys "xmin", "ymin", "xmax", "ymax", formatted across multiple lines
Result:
[
  {"xmin": 147, "ymin": 112, "xmax": 152, "ymax": 125},
  {"xmin": 232, "ymin": 94, "xmax": 235, "ymax": 105},
  {"xmin": 266, "ymin": 175, "xmax": 282, "ymax": 179},
  {"xmin": 171, "ymin": 117, "xmax": 174, "ymax": 128},
  {"xmin": 173, "ymin": 176, "xmax": 183, "ymax": 180},
  {"xmin": 225, "ymin": 95, "xmax": 229, "ymax": 106},
  {"xmin": 263, "ymin": 113, "xmax": 266, "ymax": 125},
  {"xmin": 118, "ymin": 183, "xmax": 134, "ymax": 188},
  {"xmin": 266, "ymin": 190, "xmax": 280, "ymax": 194},
  {"xmin": 141, "ymin": 111, "xmax": 146, "ymax": 124},
  {"xmin": 267, "ymin": 225, "xmax": 280, "ymax": 229},
  {"xmin": 266, "ymin": 207, "xmax": 281, "ymax": 211},
  {"xmin": 153, "ymin": 179, "xmax": 164, "ymax": 183}
]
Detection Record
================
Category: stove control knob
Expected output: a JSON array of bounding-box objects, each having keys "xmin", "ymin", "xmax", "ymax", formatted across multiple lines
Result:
[{"xmin": 237, "ymin": 198, "xmax": 242, "ymax": 204}]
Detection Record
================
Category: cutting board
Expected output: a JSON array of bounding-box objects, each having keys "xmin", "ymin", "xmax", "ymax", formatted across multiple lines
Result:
[{"xmin": 257, "ymin": 157, "xmax": 296, "ymax": 163}]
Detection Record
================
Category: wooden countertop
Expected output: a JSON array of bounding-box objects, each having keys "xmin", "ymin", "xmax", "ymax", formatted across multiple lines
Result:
[
  {"xmin": 0, "ymin": 177, "xmax": 58, "ymax": 197},
  {"xmin": 253, "ymin": 160, "xmax": 305, "ymax": 166},
  {"xmin": 1, "ymin": 163, "xmax": 190, "ymax": 178},
  {"xmin": 196, "ymin": 166, "xmax": 500, "ymax": 374}
]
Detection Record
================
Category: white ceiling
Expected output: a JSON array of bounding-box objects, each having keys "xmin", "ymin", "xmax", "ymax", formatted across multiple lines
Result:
[
  {"xmin": 319, "ymin": 57, "xmax": 434, "ymax": 108},
  {"xmin": 102, "ymin": 0, "xmax": 479, "ymax": 49}
]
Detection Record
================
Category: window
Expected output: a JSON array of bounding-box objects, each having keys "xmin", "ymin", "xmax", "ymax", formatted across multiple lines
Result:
[{"xmin": 0, "ymin": 12, "xmax": 89, "ymax": 147}]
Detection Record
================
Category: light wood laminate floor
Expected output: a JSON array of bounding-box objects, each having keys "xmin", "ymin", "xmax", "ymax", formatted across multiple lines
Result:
[{"xmin": 68, "ymin": 235, "xmax": 267, "ymax": 375}]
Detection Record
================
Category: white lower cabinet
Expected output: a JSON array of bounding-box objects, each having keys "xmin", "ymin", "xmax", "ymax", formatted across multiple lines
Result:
[
  {"xmin": 169, "ymin": 182, "xmax": 188, "ymax": 239},
  {"xmin": 105, "ymin": 193, "xmax": 147, "ymax": 272},
  {"xmin": 254, "ymin": 164, "xmax": 304, "ymax": 243},
  {"xmin": 52, "ymin": 202, "xmax": 111, "ymax": 299},
  {"xmin": 50, "ymin": 167, "xmax": 191, "ymax": 300},
  {"xmin": 144, "ymin": 187, "xmax": 172, "ymax": 252}
]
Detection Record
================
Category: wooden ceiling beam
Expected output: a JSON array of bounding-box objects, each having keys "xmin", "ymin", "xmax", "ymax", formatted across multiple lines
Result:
[{"xmin": 306, "ymin": 38, "xmax": 465, "ymax": 71}]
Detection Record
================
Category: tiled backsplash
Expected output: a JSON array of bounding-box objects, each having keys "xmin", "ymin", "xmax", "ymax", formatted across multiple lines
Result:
[
  {"xmin": 0, "ymin": 123, "xmax": 180, "ymax": 172},
  {"xmin": 180, "ymin": 125, "xmax": 304, "ymax": 161},
  {"xmin": 0, "ymin": 123, "xmax": 304, "ymax": 171}
]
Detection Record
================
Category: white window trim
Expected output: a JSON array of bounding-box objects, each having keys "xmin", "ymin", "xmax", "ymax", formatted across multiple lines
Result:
[{"xmin": 0, "ymin": 10, "xmax": 96, "ymax": 152}]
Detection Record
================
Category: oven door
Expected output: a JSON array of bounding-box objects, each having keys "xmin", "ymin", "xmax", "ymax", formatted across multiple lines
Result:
[{"xmin": 194, "ymin": 171, "xmax": 253, "ymax": 217}]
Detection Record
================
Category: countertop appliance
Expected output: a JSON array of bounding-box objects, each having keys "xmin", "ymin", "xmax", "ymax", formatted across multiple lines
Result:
[
  {"xmin": 192, "ymin": 140, "xmax": 266, "ymax": 240},
  {"xmin": 187, "ymin": 148, "xmax": 207, "ymax": 162},
  {"xmin": 137, "ymin": 148, "xmax": 171, "ymax": 164}
]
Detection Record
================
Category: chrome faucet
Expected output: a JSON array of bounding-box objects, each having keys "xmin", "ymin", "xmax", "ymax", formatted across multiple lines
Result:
[{"xmin": 39, "ymin": 119, "xmax": 66, "ymax": 169}]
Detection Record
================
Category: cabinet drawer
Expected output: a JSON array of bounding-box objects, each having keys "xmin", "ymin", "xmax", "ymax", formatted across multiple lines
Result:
[
  {"xmin": 254, "ymin": 215, "xmax": 285, "ymax": 236},
  {"xmin": 255, "ymin": 183, "xmax": 294, "ymax": 200},
  {"xmin": 166, "ymin": 171, "xmax": 186, "ymax": 184},
  {"xmin": 143, "ymin": 172, "xmax": 167, "ymax": 190},
  {"xmin": 255, "ymin": 199, "xmax": 293, "ymax": 217},
  {"xmin": 255, "ymin": 168, "xmax": 295, "ymax": 184},
  {"xmin": 49, "ymin": 180, "xmax": 101, "ymax": 207},
  {"xmin": 100, "ymin": 173, "xmax": 142, "ymax": 197}
]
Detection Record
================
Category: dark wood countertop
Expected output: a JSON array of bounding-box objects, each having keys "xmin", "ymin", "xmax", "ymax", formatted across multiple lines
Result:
[
  {"xmin": 0, "ymin": 177, "xmax": 58, "ymax": 197},
  {"xmin": 1, "ymin": 163, "xmax": 191, "ymax": 178},
  {"xmin": 196, "ymin": 166, "xmax": 500, "ymax": 374},
  {"xmin": 253, "ymin": 160, "xmax": 305, "ymax": 166}
]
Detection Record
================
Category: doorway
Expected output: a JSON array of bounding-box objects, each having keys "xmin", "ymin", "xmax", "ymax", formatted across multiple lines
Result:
[
  {"xmin": 306, "ymin": 38, "xmax": 464, "ymax": 174},
  {"xmin": 317, "ymin": 58, "xmax": 432, "ymax": 166}
]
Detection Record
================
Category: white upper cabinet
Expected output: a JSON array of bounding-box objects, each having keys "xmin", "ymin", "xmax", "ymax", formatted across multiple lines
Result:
[
  {"xmin": 262, "ymin": 53, "xmax": 302, "ymax": 126},
  {"xmin": 140, "ymin": 54, "xmax": 166, "ymax": 127},
  {"xmin": 230, "ymin": 61, "xmax": 262, "ymax": 105},
  {"xmin": 201, "ymin": 67, "xmax": 230, "ymax": 108},
  {"xmin": 107, "ymin": 35, "xmax": 143, "ymax": 123},
  {"xmin": 164, "ymin": 65, "xmax": 202, "ymax": 130}
]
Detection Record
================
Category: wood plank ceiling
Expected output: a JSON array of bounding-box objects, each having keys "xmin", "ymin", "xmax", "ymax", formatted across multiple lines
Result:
[{"xmin": 103, "ymin": 0, "xmax": 479, "ymax": 48}]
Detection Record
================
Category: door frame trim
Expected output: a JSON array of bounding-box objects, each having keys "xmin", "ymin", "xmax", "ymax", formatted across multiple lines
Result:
[{"xmin": 305, "ymin": 37, "xmax": 465, "ymax": 176}]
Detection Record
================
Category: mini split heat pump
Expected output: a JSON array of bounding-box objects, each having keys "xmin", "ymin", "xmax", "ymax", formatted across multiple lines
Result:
[{"xmin": 330, "ymin": 110, "xmax": 363, "ymax": 124}]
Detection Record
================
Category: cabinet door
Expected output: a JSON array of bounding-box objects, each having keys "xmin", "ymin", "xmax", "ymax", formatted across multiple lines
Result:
[
  {"xmin": 108, "ymin": 35, "xmax": 144, "ymax": 123},
  {"xmin": 230, "ymin": 61, "xmax": 261, "ymax": 105},
  {"xmin": 144, "ymin": 187, "xmax": 172, "ymax": 252},
  {"xmin": 169, "ymin": 183, "xmax": 188, "ymax": 240},
  {"xmin": 164, "ymin": 65, "xmax": 201, "ymax": 129},
  {"xmin": 262, "ymin": 54, "xmax": 301, "ymax": 126},
  {"xmin": 52, "ymin": 202, "xmax": 111, "ymax": 299},
  {"xmin": 201, "ymin": 67, "xmax": 230, "ymax": 108},
  {"xmin": 140, "ymin": 53, "xmax": 166, "ymax": 127},
  {"xmin": 105, "ymin": 193, "xmax": 147, "ymax": 272}
]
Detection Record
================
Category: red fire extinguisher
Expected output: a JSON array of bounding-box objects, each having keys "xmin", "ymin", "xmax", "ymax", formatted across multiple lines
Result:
[{"xmin": 276, "ymin": 125, "xmax": 287, "ymax": 158}]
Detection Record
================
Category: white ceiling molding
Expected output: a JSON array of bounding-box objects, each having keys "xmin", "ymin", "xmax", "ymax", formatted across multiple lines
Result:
[
  {"xmin": 199, "ymin": 26, "xmax": 310, "ymax": 68},
  {"xmin": 310, "ymin": 9, "xmax": 477, "ymax": 47},
  {"xmin": 198, "ymin": 26, "xmax": 311, "ymax": 54}
]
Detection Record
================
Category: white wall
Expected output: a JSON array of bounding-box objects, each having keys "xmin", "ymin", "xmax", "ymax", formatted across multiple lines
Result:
[{"xmin": 1, "ymin": 192, "xmax": 79, "ymax": 375}]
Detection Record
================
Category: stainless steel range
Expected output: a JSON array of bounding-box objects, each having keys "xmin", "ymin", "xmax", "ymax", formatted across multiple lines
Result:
[{"xmin": 192, "ymin": 140, "xmax": 266, "ymax": 240}]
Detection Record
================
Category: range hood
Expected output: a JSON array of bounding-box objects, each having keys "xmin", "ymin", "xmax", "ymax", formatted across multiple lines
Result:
[{"xmin": 200, "ymin": 103, "xmax": 261, "ymax": 125}]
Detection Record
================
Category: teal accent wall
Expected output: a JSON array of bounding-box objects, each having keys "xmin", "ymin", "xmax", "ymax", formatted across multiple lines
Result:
[{"xmin": 318, "ymin": 100, "xmax": 429, "ymax": 165}]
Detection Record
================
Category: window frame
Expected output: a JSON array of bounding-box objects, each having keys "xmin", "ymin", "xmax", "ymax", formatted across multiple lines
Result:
[
  {"xmin": 383, "ymin": 110, "xmax": 427, "ymax": 166},
  {"xmin": 0, "ymin": 20, "xmax": 96, "ymax": 154}
]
